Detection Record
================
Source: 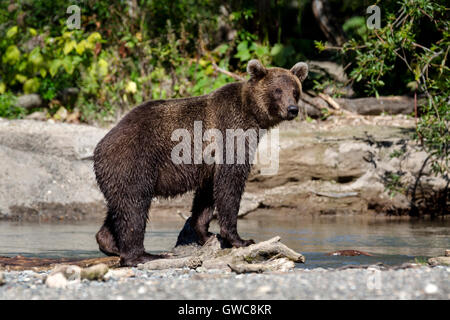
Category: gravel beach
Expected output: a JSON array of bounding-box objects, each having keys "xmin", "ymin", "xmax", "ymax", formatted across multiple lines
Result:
[{"xmin": 0, "ymin": 265, "xmax": 448, "ymax": 300}]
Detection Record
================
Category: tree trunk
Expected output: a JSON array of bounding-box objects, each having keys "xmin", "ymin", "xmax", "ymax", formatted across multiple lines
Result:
[{"xmin": 312, "ymin": 0, "xmax": 346, "ymax": 46}]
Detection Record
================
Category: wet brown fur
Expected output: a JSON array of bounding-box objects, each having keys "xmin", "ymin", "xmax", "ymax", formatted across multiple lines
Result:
[{"xmin": 94, "ymin": 60, "xmax": 308, "ymax": 266}]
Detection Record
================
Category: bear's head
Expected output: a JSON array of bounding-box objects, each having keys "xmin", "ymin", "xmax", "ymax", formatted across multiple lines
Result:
[{"xmin": 245, "ymin": 59, "xmax": 308, "ymax": 128}]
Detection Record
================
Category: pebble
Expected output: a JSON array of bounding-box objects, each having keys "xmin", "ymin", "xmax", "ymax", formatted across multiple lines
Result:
[
  {"xmin": 45, "ymin": 272, "xmax": 68, "ymax": 289},
  {"xmin": 137, "ymin": 286, "xmax": 147, "ymax": 294},
  {"xmin": 51, "ymin": 265, "xmax": 82, "ymax": 281},
  {"xmin": 256, "ymin": 285, "xmax": 272, "ymax": 294},
  {"xmin": 424, "ymin": 283, "xmax": 438, "ymax": 294},
  {"xmin": 80, "ymin": 263, "xmax": 109, "ymax": 281}
]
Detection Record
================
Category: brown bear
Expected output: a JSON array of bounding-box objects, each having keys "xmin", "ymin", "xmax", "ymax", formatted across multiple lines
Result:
[{"xmin": 93, "ymin": 59, "xmax": 308, "ymax": 266}]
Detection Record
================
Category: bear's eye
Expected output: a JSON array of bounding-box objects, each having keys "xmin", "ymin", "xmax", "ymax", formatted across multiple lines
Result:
[{"xmin": 275, "ymin": 88, "xmax": 283, "ymax": 95}]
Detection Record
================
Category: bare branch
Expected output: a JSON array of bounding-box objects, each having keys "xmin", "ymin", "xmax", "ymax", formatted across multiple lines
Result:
[{"xmin": 211, "ymin": 62, "xmax": 245, "ymax": 81}]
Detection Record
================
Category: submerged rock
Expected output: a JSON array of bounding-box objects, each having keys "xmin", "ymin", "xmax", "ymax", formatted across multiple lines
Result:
[
  {"xmin": 327, "ymin": 250, "xmax": 373, "ymax": 256},
  {"xmin": 428, "ymin": 250, "xmax": 450, "ymax": 266},
  {"xmin": 428, "ymin": 257, "xmax": 450, "ymax": 266}
]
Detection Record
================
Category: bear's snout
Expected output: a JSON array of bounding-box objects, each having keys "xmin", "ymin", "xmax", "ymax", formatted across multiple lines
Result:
[{"xmin": 287, "ymin": 105, "xmax": 299, "ymax": 120}]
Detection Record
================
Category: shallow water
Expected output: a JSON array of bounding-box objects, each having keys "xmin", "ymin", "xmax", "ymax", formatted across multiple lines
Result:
[{"xmin": 0, "ymin": 215, "xmax": 448, "ymax": 269}]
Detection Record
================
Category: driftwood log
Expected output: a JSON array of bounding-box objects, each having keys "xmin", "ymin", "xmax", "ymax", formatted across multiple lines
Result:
[
  {"xmin": 138, "ymin": 218, "xmax": 305, "ymax": 273},
  {"xmin": 139, "ymin": 236, "xmax": 304, "ymax": 273},
  {"xmin": 0, "ymin": 255, "xmax": 119, "ymax": 272},
  {"xmin": 336, "ymin": 96, "xmax": 415, "ymax": 115}
]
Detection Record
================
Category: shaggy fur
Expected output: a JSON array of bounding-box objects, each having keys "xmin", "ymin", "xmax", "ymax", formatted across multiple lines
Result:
[{"xmin": 93, "ymin": 60, "xmax": 308, "ymax": 266}]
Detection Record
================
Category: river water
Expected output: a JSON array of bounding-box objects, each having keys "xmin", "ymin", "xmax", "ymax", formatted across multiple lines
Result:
[{"xmin": 0, "ymin": 215, "xmax": 449, "ymax": 269}]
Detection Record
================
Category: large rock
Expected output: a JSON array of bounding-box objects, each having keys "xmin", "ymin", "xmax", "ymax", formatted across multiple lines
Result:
[
  {"xmin": 0, "ymin": 119, "xmax": 222, "ymax": 221},
  {"xmin": 0, "ymin": 119, "xmax": 107, "ymax": 220}
]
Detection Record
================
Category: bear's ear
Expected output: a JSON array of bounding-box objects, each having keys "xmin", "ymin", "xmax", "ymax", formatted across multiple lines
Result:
[
  {"xmin": 247, "ymin": 59, "xmax": 267, "ymax": 79},
  {"xmin": 290, "ymin": 62, "xmax": 308, "ymax": 82}
]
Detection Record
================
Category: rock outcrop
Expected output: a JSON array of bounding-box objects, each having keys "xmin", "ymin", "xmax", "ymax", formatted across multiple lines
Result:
[
  {"xmin": 246, "ymin": 117, "xmax": 447, "ymax": 216},
  {"xmin": 0, "ymin": 119, "xmax": 106, "ymax": 221},
  {"xmin": 0, "ymin": 116, "xmax": 446, "ymax": 220}
]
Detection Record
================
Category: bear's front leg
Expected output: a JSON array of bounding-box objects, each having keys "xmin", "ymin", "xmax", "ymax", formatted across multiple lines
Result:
[{"xmin": 214, "ymin": 164, "xmax": 255, "ymax": 248}]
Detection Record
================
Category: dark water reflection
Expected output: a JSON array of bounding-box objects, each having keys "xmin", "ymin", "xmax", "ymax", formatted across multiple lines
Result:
[{"xmin": 0, "ymin": 215, "xmax": 449, "ymax": 269}]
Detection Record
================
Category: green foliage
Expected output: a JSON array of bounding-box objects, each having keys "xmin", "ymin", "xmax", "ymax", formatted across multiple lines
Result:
[
  {"xmin": 1, "ymin": 0, "xmax": 293, "ymax": 124},
  {"xmin": 0, "ymin": 92, "xmax": 24, "ymax": 119},
  {"xmin": 270, "ymin": 44, "xmax": 296, "ymax": 67},
  {"xmin": 413, "ymin": 257, "xmax": 429, "ymax": 265},
  {"xmin": 0, "ymin": 22, "xmax": 104, "ymax": 107},
  {"xmin": 342, "ymin": 16, "xmax": 368, "ymax": 41},
  {"xmin": 235, "ymin": 40, "xmax": 271, "ymax": 66},
  {"xmin": 339, "ymin": 0, "xmax": 449, "ymax": 176}
]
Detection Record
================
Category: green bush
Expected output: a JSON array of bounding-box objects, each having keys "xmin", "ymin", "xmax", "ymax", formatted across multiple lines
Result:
[
  {"xmin": 0, "ymin": 92, "xmax": 24, "ymax": 119},
  {"xmin": 353, "ymin": 0, "xmax": 448, "ymax": 176}
]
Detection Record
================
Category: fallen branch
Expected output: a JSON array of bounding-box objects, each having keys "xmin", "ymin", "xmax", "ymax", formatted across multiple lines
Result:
[
  {"xmin": 211, "ymin": 62, "xmax": 245, "ymax": 82},
  {"xmin": 301, "ymin": 92, "xmax": 330, "ymax": 112},
  {"xmin": 318, "ymin": 92, "xmax": 341, "ymax": 110}
]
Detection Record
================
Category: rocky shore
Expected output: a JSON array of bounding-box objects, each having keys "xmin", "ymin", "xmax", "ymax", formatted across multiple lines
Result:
[
  {"xmin": 0, "ymin": 114, "xmax": 447, "ymax": 221},
  {"xmin": 1, "ymin": 265, "xmax": 449, "ymax": 300}
]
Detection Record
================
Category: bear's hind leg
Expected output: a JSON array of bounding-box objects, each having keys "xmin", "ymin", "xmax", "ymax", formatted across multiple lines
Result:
[
  {"xmin": 109, "ymin": 198, "xmax": 162, "ymax": 267},
  {"xmin": 190, "ymin": 183, "xmax": 215, "ymax": 245},
  {"xmin": 96, "ymin": 219, "xmax": 120, "ymax": 256}
]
